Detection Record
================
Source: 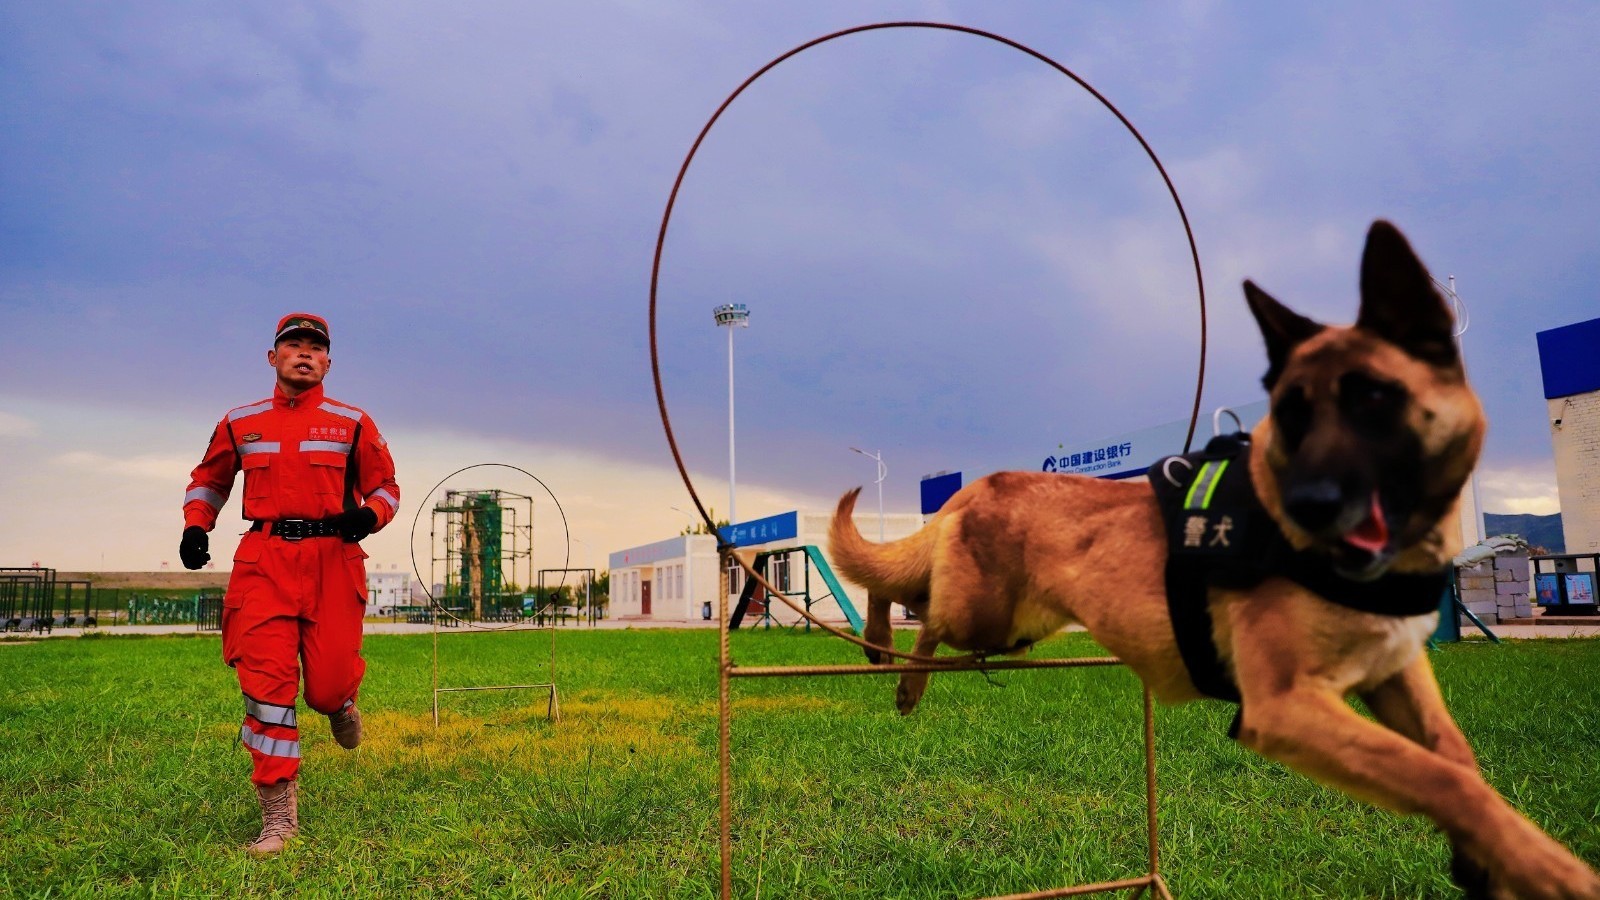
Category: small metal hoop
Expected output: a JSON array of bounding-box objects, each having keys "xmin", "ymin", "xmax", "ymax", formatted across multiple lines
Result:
[
  {"xmin": 1161, "ymin": 456, "xmax": 1194, "ymax": 487},
  {"xmin": 1211, "ymin": 406, "xmax": 1244, "ymax": 437},
  {"xmin": 407, "ymin": 463, "xmax": 571, "ymax": 632}
]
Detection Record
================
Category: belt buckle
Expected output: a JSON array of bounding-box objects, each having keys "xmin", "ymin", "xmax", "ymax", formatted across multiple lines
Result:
[{"xmin": 278, "ymin": 521, "xmax": 305, "ymax": 542}]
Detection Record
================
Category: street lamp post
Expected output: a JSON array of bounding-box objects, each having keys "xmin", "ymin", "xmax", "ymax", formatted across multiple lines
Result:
[
  {"xmin": 1435, "ymin": 275, "xmax": 1485, "ymax": 547},
  {"xmin": 713, "ymin": 303, "xmax": 750, "ymax": 525},
  {"xmin": 849, "ymin": 447, "xmax": 888, "ymax": 542}
]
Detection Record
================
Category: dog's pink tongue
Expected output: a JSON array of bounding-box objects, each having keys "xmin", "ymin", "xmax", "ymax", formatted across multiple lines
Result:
[{"xmin": 1343, "ymin": 491, "xmax": 1389, "ymax": 554}]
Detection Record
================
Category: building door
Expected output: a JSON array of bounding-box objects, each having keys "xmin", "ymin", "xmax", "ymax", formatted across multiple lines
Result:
[{"xmin": 641, "ymin": 579, "xmax": 652, "ymax": 616}]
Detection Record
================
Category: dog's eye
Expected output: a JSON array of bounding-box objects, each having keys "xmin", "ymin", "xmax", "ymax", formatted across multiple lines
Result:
[
  {"xmin": 1273, "ymin": 386, "xmax": 1313, "ymax": 451},
  {"xmin": 1338, "ymin": 372, "xmax": 1406, "ymax": 431}
]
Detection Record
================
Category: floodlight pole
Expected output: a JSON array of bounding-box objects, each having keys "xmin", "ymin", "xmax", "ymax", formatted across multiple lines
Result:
[
  {"xmin": 850, "ymin": 447, "xmax": 888, "ymax": 541},
  {"xmin": 713, "ymin": 303, "xmax": 750, "ymax": 524}
]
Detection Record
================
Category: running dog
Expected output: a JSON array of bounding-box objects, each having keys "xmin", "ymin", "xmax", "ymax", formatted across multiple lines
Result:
[{"xmin": 829, "ymin": 221, "xmax": 1599, "ymax": 898}]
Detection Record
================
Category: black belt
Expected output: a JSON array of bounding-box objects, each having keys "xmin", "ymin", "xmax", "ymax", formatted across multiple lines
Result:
[{"xmin": 251, "ymin": 519, "xmax": 342, "ymax": 541}]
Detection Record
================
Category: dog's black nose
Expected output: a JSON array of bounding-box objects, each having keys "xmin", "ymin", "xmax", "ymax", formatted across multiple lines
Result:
[{"xmin": 1284, "ymin": 479, "xmax": 1345, "ymax": 532}]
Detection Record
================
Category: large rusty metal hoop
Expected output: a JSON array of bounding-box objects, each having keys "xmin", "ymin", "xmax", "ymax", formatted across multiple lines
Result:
[
  {"xmin": 648, "ymin": 21, "xmax": 1208, "ymax": 664},
  {"xmin": 651, "ymin": 24, "xmax": 1203, "ymax": 898}
]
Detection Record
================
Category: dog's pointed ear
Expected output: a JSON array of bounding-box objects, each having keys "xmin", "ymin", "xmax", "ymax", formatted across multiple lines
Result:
[
  {"xmin": 1245, "ymin": 279, "xmax": 1324, "ymax": 390},
  {"xmin": 1356, "ymin": 220, "xmax": 1459, "ymax": 368}
]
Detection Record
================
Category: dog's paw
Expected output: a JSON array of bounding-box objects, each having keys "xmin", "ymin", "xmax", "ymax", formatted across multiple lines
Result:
[
  {"xmin": 895, "ymin": 679, "xmax": 924, "ymax": 716},
  {"xmin": 1449, "ymin": 844, "xmax": 1493, "ymax": 900},
  {"xmin": 1485, "ymin": 832, "xmax": 1600, "ymax": 900}
]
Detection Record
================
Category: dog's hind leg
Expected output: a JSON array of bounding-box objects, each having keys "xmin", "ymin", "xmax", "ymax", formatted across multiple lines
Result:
[
  {"xmin": 862, "ymin": 591, "xmax": 895, "ymax": 664},
  {"xmin": 895, "ymin": 624, "xmax": 944, "ymax": 715}
]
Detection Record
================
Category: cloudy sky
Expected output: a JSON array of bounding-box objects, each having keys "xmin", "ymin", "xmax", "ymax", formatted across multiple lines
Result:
[{"xmin": 2, "ymin": 1, "xmax": 1596, "ymax": 573}]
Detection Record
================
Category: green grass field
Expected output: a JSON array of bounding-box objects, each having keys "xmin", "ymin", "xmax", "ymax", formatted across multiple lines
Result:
[{"xmin": 1, "ymin": 629, "xmax": 1596, "ymax": 898}]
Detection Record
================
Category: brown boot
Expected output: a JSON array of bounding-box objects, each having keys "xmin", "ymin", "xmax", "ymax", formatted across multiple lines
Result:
[
  {"xmin": 328, "ymin": 703, "xmax": 362, "ymax": 750},
  {"xmin": 247, "ymin": 780, "xmax": 298, "ymax": 856}
]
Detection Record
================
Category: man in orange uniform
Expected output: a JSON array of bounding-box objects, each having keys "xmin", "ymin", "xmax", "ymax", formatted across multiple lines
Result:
[{"xmin": 179, "ymin": 313, "xmax": 400, "ymax": 855}]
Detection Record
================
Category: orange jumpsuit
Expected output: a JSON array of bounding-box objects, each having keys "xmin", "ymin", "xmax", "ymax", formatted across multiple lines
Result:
[{"xmin": 184, "ymin": 383, "xmax": 399, "ymax": 785}]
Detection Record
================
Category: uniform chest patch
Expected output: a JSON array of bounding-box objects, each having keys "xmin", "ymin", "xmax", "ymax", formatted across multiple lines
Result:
[
  {"xmin": 242, "ymin": 433, "xmax": 263, "ymax": 443},
  {"xmin": 308, "ymin": 425, "xmax": 351, "ymax": 441}
]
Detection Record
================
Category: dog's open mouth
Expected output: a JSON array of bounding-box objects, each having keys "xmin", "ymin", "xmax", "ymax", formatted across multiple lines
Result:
[
  {"xmin": 1342, "ymin": 491, "xmax": 1389, "ymax": 554},
  {"xmin": 1333, "ymin": 491, "xmax": 1392, "ymax": 579}
]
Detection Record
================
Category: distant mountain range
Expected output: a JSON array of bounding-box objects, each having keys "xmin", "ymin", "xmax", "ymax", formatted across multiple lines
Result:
[{"xmin": 1484, "ymin": 513, "xmax": 1564, "ymax": 554}]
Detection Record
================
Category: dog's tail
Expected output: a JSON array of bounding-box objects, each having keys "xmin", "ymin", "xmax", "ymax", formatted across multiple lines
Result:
[{"xmin": 828, "ymin": 487, "xmax": 937, "ymax": 596}]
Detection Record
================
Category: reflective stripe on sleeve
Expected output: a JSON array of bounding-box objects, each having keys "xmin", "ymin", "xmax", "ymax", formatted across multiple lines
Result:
[
  {"xmin": 244, "ymin": 695, "xmax": 297, "ymax": 728},
  {"xmin": 228, "ymin": 401, "xmax": 274, "ymax": 422},
  {"xmin": 300, "ymin": 440, "xmax": 353, "ymax": 453},
  {"xmin": 237, "ymin": 442, "xmax": 281, "ymax": 456},
  {"xmin": 319, "ymin": 403, "xmax": 362, "ymax": 422},
  {"xmin": 185, "ymin": 487, "xmax": 226, "ymax": 509},
  {"xmin": 240, "ymin": 726, "xmax": 301, "ymax": 759},
  {"xmin": 370, "ymin": 488, "xmax": 398, "ymax": 510}
]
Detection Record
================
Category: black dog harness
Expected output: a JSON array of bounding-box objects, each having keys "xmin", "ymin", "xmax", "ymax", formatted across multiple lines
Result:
[{"xmin": 1149, "ymin": 433, "xmax": 1448, "ymax": 730}]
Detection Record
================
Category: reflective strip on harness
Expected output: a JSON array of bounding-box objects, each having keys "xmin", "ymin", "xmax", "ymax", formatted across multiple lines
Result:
[
  {"xmin": 299, "ymin": 440, "xmax": 353, "ymax": 453},
  {"xmin": 244, "ymin": 695, "xmax": 297, "ymax": 728},
  {"xmin": 370, "ymin": 488, "xmax": 397, "ymax": 509},
  {"xmin": 228, "ymin": 401, "xmax": 274, "ymax": 422},
  {"xmin": 240, "ymin": 726, "xmax": 301, "ymax": 758},
  {"xmin": 1184, "ymin": 459, "xmax": 1230, "ymax": 511},
  {"xmin": 185, "ymin": 486, "xmax": 226, "ymax": 509},
  {"xmin": 238, "ymin": 442, "xmax": 281, "ymax": 456},
  {"xmin": 320, "ymin": 402, "xmax": 362, "ymax": 422}
]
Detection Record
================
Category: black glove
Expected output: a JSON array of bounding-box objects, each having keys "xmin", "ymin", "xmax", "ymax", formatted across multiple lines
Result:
[
  {"xmin": 179, "ymin": 526, "xmax": 210, "ymax": 570},
  {"xmin": 332, "ymin": 507, "xmax": 378, "ymax": 542}
]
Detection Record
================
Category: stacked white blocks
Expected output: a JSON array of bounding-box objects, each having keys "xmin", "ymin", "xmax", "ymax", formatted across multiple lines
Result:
[{"xmin": 1456, "ymin": 550, "xmax": 1532, "ymax": 625}]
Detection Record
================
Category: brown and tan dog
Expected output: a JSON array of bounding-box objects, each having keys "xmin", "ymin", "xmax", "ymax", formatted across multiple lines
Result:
[{"xmin": 829, "ymin": 221, "xmax": 1599, "ymax": 898}]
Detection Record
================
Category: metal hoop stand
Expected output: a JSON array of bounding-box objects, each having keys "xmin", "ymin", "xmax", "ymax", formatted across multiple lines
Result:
[
  {"xmin": 649, "ymin": 23, "xmax": 1208, "ymax": 899},
  {"xmin": 409, "ymin": 463, "xmax": 573, "ymax": 728}
]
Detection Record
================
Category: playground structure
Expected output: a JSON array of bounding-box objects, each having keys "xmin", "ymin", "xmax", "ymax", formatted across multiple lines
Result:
[
  {"xmin": 646, "ymin": 21, "xmax": 1215, "ymax": 897},
  {"xmin": 2, "ymin": 567, "xmax": 104, "ymax": 631},
  {"xmin": 429, "ymin": 488, "xmax": 535, "ymax": 624},
  {"xmin": 1, "ymin": 567, "xmax": 58, "ymax": 632},
  {"xmin": 535, "ymin": 567, "xmax": 599, "ymax": 626},
  {"xmin": 728, "ymin": 546, "xmax": 862, "ymax": 634}
]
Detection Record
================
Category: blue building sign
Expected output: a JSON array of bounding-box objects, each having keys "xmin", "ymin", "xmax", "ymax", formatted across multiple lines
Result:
[
  {"xmin": 918, "ymin": 401, "xmax": 1270, "ymax": 515},
  {"xmin": 718, "ymin": 510, "xmax": 799, "ymax": 548},
  {"xmin": 1537, "ymin": 317, "xmax": 1600, "ymax": 399},
  {"xmin": 920, "ymin": 472, "xmax": 962, "ymax": 515}
]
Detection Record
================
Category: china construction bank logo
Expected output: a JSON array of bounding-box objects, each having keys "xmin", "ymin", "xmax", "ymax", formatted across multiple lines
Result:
[{"xmin": 1043, "ymin": 441, "xmax": 1135, "ymax": 475}]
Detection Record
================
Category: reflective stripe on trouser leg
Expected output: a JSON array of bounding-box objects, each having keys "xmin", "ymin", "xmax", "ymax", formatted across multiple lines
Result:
[
  {"xmin": 244, "ymin": 693, "xmax": 297, "ymax": 727},
  {"xmin": 241, "ymin": 717, "xmax": 300, "ymax": 784}
]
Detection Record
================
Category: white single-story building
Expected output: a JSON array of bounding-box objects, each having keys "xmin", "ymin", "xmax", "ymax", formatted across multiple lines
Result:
[
  {"xmin": 608, "ymin": 508, "xmax": 924, "ymax": 623},
  {"xmin": 366, "ymin": 565, "xmax": 413, "ymax": 615}
]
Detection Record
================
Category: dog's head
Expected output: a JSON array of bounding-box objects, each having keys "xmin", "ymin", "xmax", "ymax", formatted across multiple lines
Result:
[{"xmin": 1245, "ymin": 220, "xmax": 1485, "ymax": 580}]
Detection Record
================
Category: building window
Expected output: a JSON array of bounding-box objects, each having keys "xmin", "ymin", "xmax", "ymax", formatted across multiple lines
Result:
[
  {"xmin": 725, "ymin": 558, "xmax": 743, "ymax": 596},
  {"xmin": 676, "ymin": 564, "xmax": 685, "ymax": 600},
  {"xmin": 770, "ymin": 553, "xmax": 791, "ymax": 593}
]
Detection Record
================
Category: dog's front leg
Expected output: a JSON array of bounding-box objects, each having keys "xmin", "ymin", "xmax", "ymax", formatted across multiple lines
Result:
[
  {"xmin": 1235, "ymin": 683, "xmax": 1599, "ymax": 899},
  {"xmin": 895, "ymin": 625, "xmax": 944, "ymax": 715},
  {"xmin": 1360, "ymin": 655, "xmax": 1493, "ymax": 898}
]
